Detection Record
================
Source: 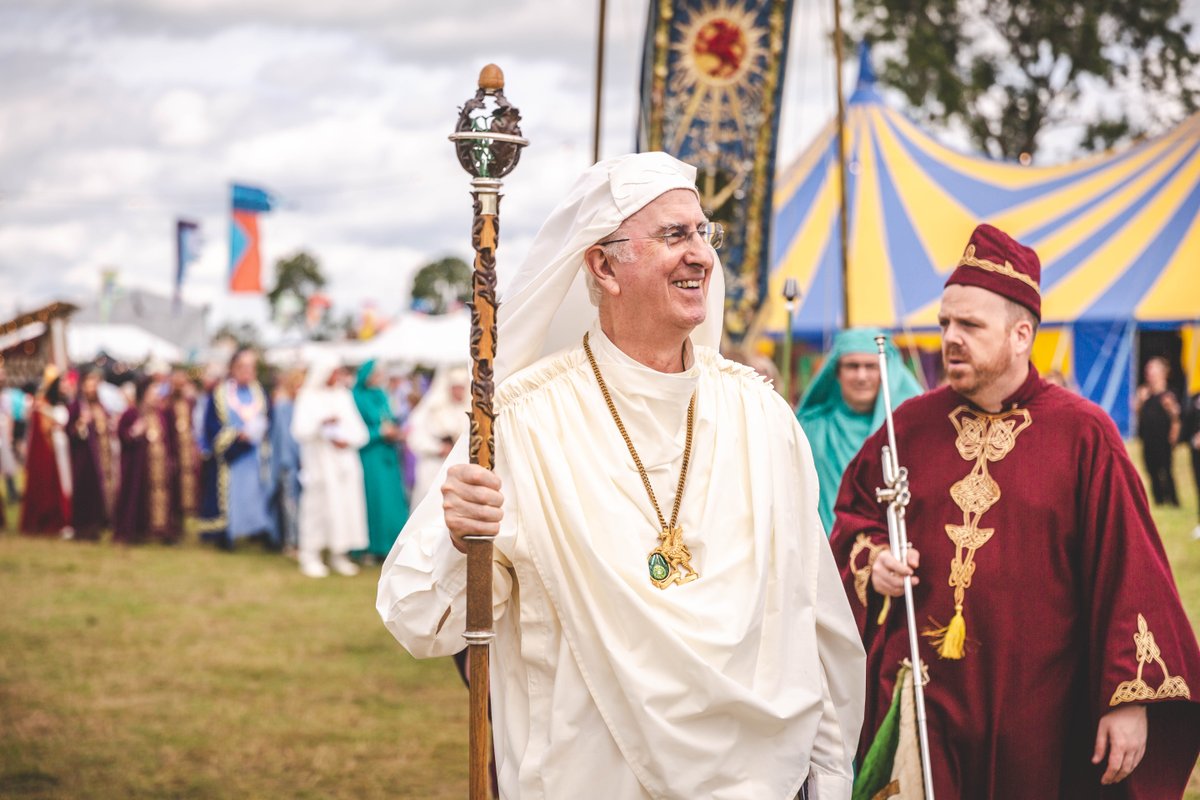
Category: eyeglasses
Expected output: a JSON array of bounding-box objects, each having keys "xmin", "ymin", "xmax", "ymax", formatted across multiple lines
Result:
[{"xmin": 598, "ymin": 222, "xmax": 724, "ymax": 251}]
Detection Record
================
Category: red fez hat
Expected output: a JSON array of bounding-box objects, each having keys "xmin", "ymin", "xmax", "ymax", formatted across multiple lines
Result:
[{"xmin": 944, "ymin": 224, "xmax": 1041, "ymax": 320}]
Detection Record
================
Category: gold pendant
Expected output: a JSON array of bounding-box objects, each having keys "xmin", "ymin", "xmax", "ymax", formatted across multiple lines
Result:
[{"xmin": 647, "ymin": 526, "xmax": 699, "ymax": 589}]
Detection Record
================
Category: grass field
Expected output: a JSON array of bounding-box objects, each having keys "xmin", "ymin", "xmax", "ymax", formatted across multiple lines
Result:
[{"xmin": 1, "ymin": 445, "xmax": 1198, "ymax": 799}]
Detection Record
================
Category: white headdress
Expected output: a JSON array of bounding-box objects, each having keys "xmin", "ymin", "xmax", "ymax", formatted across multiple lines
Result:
[{"xmin": 494, "ymin": 151, "xmax": 725, "ymax": 385}]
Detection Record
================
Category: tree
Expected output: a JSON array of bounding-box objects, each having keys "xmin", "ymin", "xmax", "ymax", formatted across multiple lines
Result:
[
  {"xmin": 268, "ymin": 251, "xmax": 327, "ymax": 329},
  {"xmin": 849, "ymin": 0, "xmax": 1200, "ymax": 159},
  {"xmin": 410, "ymin": 256, "xmax": 472, "ymax": 314},
  {"xmin": 211, "ymin": 321, "xmax": 262, "ymax": 350}
]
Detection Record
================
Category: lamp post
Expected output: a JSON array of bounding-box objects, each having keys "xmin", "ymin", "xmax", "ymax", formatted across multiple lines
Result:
[
  {"xmin": 782, "ymin": 277, "xmax": 799, "ymax": 407},
  {"xmin": 448, "ymin": 64, "xmax": 528, "ymax": 800}
]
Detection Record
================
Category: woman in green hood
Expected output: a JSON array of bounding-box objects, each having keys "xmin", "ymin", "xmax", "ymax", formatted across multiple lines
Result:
[{"xmin": 352, "ymin": 360, "xmax": 410, "ymax": 561}]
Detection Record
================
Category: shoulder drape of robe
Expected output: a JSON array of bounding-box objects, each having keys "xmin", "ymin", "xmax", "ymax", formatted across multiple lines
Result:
[
  {"xmin": 830, "ymin": 368, "xmax": 1200, "ymax": 799},
  {"xmin": 20, "ymin": 402, "xmax": 71, "ymax": 534}
]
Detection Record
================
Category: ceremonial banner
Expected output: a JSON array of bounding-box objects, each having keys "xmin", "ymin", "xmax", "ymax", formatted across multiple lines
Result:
[
  {"xmin": 175, "ymin": 219, "xmax": 201, "ymax": 303},
  {"xmin": 229, "ymin": 183, "xmax": 275, "ymax": 293},
  {"xmin": 638, "ymin": 0, "xmax": 794, "ymax": 340}
]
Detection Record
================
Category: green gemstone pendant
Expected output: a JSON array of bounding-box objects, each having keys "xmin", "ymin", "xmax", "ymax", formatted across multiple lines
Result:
[{"xmin": 648, "ymin": 552, "xmax": 669, "ymax": 582}]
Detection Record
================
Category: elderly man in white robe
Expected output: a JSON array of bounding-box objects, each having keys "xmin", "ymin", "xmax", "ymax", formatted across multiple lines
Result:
[
  {"xmin": 377, "ymin": 152, "xmax": 864, "ymax": 799},
  {"xmin": 292, "ymin": 356, "xmax": 369, "ymax": 578}
]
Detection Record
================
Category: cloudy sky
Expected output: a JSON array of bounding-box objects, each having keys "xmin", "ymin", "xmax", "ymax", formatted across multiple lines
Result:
[
  {"xmin": 0, "ymin": 0, "xmax": 1195, "ymax": 333},
  {"xmin": 0, "ymin": 0, "xmax": 849, "ymax": 330}
]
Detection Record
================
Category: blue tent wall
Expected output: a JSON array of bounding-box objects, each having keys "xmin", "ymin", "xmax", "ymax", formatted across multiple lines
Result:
[{"xmin": 1073, "ymin": 321, "xmax": 1136, "ymax": 436}]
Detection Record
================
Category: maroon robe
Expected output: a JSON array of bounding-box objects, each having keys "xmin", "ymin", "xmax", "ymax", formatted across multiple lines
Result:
[
  {"xmin": 67, "ymin": 398, "xmax": 117, "ymax": 540},
  {"xmin": 19, "ymin": 400, "xmax": 71, "ymax": 534},
  {"xmin": 831, "ymin": 365, "xmax": 1200, "ymax": 799},
  {"xmin": 164, "ymin": 394, "xmax": 199, "ymax": 517},
  {"xmin": 114, "ymin": 407, "xmax": 180, "ymax": 544}
]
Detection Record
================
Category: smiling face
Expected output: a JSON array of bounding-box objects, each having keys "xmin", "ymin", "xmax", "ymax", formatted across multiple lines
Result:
[
  {"xmin": 938, "ymin": 284, "xmax": 1032, "ymax": 406},
  {"xmin": 586, "ymin": 189, "xmax": 715, "ymax": 346}
]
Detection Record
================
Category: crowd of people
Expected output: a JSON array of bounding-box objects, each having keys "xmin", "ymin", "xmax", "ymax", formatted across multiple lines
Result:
[{"xmin": 0, "ymin": 349, "xmax": 472, "ymax": 577}]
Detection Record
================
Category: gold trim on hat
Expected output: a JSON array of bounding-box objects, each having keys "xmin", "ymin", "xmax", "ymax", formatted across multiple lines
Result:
[{"xmin": 958, "ymin": 244, "xmax": 1040, "ymax": 294}]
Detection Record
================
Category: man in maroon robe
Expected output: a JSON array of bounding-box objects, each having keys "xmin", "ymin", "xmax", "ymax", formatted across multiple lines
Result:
[
  {"xmin": 831, "ymin": 224, "xmax": 1200, "ymax": 799},
  {"xmin": 114, "ymin": 376, "xmax": 181, "ymax": 544},
  {"xmin": 164, "ymin": 368, "xmax": 199, "ymax": 518},
  {"xmin": 67, "ymin": 368, "xmax": 117, "ymax": 540}
]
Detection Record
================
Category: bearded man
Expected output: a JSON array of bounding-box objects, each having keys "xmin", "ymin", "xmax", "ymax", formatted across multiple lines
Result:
[
  {"xmin": 831, "ymin": 224, "xmax": 1200, "ymax": 799},
  {"xmin": 378, "ymin": 152, "xmax": 864, "ymax": 799}
]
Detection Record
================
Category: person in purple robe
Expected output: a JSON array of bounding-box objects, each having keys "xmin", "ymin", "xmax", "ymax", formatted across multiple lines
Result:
[
  {"xmin": 114, "ymin": 376, "xmax": 181, "ymax": 544},
  {"xmin": 67, "ymin": 368, "xmax": 118, "ymax": 540}
]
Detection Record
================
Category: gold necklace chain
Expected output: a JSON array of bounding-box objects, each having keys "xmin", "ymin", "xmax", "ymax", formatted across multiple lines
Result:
[{"xmin": 583, "ymin": 333, "xmax": 700, "ymax": 588}]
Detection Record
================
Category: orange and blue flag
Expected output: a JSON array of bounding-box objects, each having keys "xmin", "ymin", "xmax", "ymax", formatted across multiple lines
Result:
[{"xmin": 229, "ymin": 183, "xmax": 274, "ymax": 293}]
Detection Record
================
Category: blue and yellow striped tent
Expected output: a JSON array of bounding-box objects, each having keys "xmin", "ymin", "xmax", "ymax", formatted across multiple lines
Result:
[{"xmin": 766, "ymin": 51, "xmax": 1200, "ymax": 434}]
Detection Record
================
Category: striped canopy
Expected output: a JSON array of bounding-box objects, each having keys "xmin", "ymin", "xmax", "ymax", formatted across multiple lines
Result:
[{"xmin": 765, "ymin": 52, "xmax": 1200, "ymax": 340}]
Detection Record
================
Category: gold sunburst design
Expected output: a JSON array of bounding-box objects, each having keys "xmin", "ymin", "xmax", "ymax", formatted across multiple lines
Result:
[{"xmin": 665, "ymin": 2, "xmax": 767, "ymax": 171}]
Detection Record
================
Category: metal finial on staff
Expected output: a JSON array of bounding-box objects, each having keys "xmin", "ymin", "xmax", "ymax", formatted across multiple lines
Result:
[
  {"xmin": 448, "ymin": 64, "xmax": 528, "ymax": 800},
  {"xmin": 781, "ymin": 277, "xmax": 799, "ymax": 406},
  {"xmin": 873, "ymin": 334, "xmax": 935, "ymax": 800}
]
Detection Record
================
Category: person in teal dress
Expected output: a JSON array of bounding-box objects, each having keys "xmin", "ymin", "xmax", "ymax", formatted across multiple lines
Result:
[
  {"xmin": 796, "ymin": 328, "xmax": 923, "ymax": 535},
  {"xmin": 352, "ymin": 360, "xmax": 410, "ymax": 561}
]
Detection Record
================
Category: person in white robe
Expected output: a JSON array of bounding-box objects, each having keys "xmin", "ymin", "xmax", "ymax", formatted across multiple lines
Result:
[
  {"xmin": 292, "ymin": 356, "xmax": 369, "ymax": 578},
  {"xmin": 377, "ymin": 152, "xmax": 865, "ymax": 799},
  {"xmin": 404, "ymin": 365, "xmax": 470, "ymax": 506}
]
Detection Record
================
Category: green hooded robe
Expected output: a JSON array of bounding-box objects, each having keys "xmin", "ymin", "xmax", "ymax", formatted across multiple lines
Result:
[
  {"xmin": 796, "ymin": 329, "xmax": 922, "ymax": 534},
  {"xmin": 352, "ymin": 360, "xmax": 410, "ymax": 558}
]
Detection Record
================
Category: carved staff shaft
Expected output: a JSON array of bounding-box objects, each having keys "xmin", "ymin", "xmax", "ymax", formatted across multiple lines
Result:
[{"xmin": 449, "ymin": 64, "xmax": 527, "ymax": 800}]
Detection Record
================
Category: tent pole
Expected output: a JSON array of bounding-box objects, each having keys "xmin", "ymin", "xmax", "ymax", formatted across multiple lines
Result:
[{"xmin": 831, "ymin": 0, "xmax": 851, "ymax": 328}]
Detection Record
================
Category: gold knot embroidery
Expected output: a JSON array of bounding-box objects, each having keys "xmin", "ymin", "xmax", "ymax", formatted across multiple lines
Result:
[
  {"xmin": 1109, "ymin": 614, "xmax": 1192, "ymax": 705},
  {"xmin": 849, "ymin": 533, "xmax": 887, "ymax": 607},
  {"xmin": 924, "ymin": 405, "xmax": 1031, "ymax": 659}
]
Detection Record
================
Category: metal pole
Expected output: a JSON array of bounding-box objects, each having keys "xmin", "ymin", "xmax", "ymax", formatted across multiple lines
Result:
[
  {"xmin": 832, "ymin": 0, "xmax": 851, "ymax": 328},
  {"xmin": 874, "ymin": 335, "xmax": 936, "ymax": 800},
  {"xmin": 592, "ymin": 0, "xmax": 607, "ymax": 164},
  {"xmin": 448, "ymin": 65, "xmax": 528, "ymax": 800}
]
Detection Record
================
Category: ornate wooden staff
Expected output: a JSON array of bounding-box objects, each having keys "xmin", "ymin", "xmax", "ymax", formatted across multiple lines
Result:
[{"xmin": 448, "ymin": 64, "xmax": 527, "ymax": 800}]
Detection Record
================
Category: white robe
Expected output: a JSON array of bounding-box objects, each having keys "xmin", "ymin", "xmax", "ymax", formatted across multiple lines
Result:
[
  {"xmin": 292, "ymin": 383, "xmax": 369, "ymax": 555},
  {"xmin": 378, "ymin": 327, "xmax": 865, "ymax": 800}
]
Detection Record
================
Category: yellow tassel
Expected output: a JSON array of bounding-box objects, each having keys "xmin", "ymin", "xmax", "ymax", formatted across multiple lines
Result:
[
  {"xmin": 876, "ymin": 596, "xmax": 892, "ymax": 626},
  {"xmin": 933, "ymin": 605, "xmax": 967, "ymax": 660}
]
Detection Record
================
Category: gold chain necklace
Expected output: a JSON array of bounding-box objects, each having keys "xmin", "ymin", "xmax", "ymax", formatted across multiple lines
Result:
[{"xmin": 583, "ymin": 332, "xmax": 699, "ymax": 589}]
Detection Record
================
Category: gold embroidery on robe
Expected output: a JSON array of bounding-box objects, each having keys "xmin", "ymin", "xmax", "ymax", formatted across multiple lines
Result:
[
  {"xmin": 850, "ymin": 533, "xmax": 888, "ymax": 607},
  {"xmin": 146, "ymin": 413, "xmax": 170, "ymax": 531},
  {"xmin": 174, "ymin": 399, "xmax": 197, "ymax": 514},
  {"xmin": 924, "ymin": 405, "xmax": 1031, "ymax": 659},
  {"xmin": 1110, "ymin": 614, "xmax": 1192, "ymax": 705}
]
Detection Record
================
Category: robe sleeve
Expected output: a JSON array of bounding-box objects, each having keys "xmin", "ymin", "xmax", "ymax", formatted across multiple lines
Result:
[
  {"xmin": 376, "ymin": 436, "xmax": 516, "ymax": 659},
  {"xmin": 1076, "ymin": 411, "xmax": 1200, "ymax": 795},
  {"xmin": 792, "ymin": 412, "xmax": 866, "ymax": 797},
  {"xmin": 339, "ymin": 393, "xmax": 369, "ymax": 450},
  {"xmin": 829, "ymin": 427, "xmax": 893, "ymax": 639}
]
